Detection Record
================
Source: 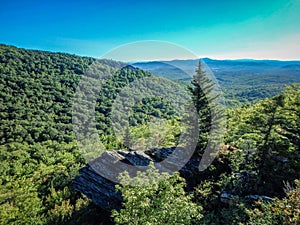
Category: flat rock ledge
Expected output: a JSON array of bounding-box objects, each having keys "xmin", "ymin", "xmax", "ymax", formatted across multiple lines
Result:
[{"xmin": 72, "ymin": 147, "xmax": 200, "ymax": 210}]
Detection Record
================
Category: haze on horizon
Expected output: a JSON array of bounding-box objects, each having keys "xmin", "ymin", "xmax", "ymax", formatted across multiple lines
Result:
[{"xmin": 0, "ymin": 0, "xmax": 299, "ymax": 61}]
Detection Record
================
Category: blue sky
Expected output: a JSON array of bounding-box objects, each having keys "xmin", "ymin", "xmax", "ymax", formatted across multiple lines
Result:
[{"xmin": 0, "ymin": 0, "xmax": 299, "ymax": 60}]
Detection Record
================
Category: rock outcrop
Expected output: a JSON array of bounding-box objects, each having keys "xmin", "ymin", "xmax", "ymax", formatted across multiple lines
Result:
[{"xmin": 72, "ymin": 147, "xmax": 200, "ymax": 210}]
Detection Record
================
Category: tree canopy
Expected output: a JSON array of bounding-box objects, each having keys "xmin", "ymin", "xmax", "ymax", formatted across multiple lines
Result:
[{"xmin": 0, "ymin": 44, "xmax": 299, "ymax": 224}]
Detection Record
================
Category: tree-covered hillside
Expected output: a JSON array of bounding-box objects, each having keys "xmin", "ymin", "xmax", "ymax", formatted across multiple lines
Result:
[
  {"xmin": 0, "ymin": 44, "xmax": 299, "ymax": 224},
  {"xmin": 0, "ymin": 44, "xmax": 185, "ymax": 148},
  {"xmin": 110, "ymin": 65, "xmax": 300, "ymax": 225},
  {"xmin": 0, "ymin": 44, "xmax": 94, "ymax": 144},
  {"xmin": 0, "ymin": 44, "xmax": 187, "ymax": 224}
]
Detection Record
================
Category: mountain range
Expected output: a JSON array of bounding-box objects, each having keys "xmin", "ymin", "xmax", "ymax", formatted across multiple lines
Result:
[{"xmin": 133, "ymin": 58, "xmax": 300, "ymax": 105}]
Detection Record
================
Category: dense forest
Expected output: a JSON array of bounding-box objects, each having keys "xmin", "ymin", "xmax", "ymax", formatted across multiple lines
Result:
[{"xmin": 0, "ymin": 44, "xmax": 300, "ymax": 224}]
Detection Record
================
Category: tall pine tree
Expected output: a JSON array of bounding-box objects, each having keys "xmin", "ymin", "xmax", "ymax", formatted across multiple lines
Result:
[{"xmin": 188, "ymin": 60, "xmax": 214, "ymax": 156}]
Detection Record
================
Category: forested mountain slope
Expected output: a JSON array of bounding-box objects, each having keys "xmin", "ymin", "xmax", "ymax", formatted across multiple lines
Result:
[
  {"xmin": 0, "ymin": 44, "xmax": 299, "ymax": 224},
  {"xmin": 0, "ymin": 44, "xmax": 184, "ymax": 148},
  {"xmin": 0, "ymin": 44, "xmax": 186, "ymax": 224}
]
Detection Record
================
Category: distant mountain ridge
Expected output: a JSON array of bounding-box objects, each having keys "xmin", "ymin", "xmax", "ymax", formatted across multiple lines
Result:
[
  {"xmin": 133, "ymin": 58, "xmax": 300, "ymax": 105},
  {"xmin": 133, "ymin": 58, "xmax": 300, "ymax": 79},
  {"xmin": 1, "ymin": 43, "xmax": 299, "ymax": 105}
]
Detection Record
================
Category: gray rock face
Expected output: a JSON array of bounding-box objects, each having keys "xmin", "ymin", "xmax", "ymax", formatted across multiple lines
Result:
[
  {"xmin": 221, "ymin": 191, "xmax": 274, "ymax": 203},
  {"xmin": 72, "ymin": 147, "xmax": 200, "ymax": 210}
]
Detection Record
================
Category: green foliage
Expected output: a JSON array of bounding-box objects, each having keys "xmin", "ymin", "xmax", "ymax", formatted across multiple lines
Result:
[
  {"xmin": 1, "ymin": 44, "xmax": 300, "ymax": 224},
  {"xmin": 189, "ymin": 85, "xmax": 300, "ymax": 224},
  {"xmin": 0, "ymin": 44, "xmax": 94, "ymax": 145},
  {"xmin": 226, "ymin": 84, "xmax": 300, "ymax": 196},
  {"xmin": 0, "ymin": 44, "xmax": 186, "ymax": 224},
  {"xmin": 0, "ymin": 141, "xmax": 90, "ymax": 225},
  {"xmin": 124, "ymin": 118, "xmax": 182, "ymax": 151},
  {"xmin": 188, "ymin": 60, "xmax": 213, "ymax": 155},
  {"xmin": 0, "ymin": 44, "xmax": 182, "ymax": 150},
  {"xmin": 94, "ymin": 65, "xmax": 185, "ymax": 150},
  {"xmin": 112, "ymin": 163, "xmax": 202, "ymax": 225},
  {"xmin": 0, "ymin": 177, "xmax": 45, "ymax": 225},
  {"xmin": 247, "ymin": 180, "xmax": 300, "ymax": 225}
]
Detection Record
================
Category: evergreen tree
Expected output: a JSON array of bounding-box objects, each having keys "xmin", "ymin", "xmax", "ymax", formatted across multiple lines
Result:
[{"xmin": 188, "ymin": 60, "xmax": 214, "ymax": 155}]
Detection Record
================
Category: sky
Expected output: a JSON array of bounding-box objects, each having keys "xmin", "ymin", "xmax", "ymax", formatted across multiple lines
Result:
[{"xmin": 0, "ymin": 0, "xmax": 299, "ymax": 60}]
